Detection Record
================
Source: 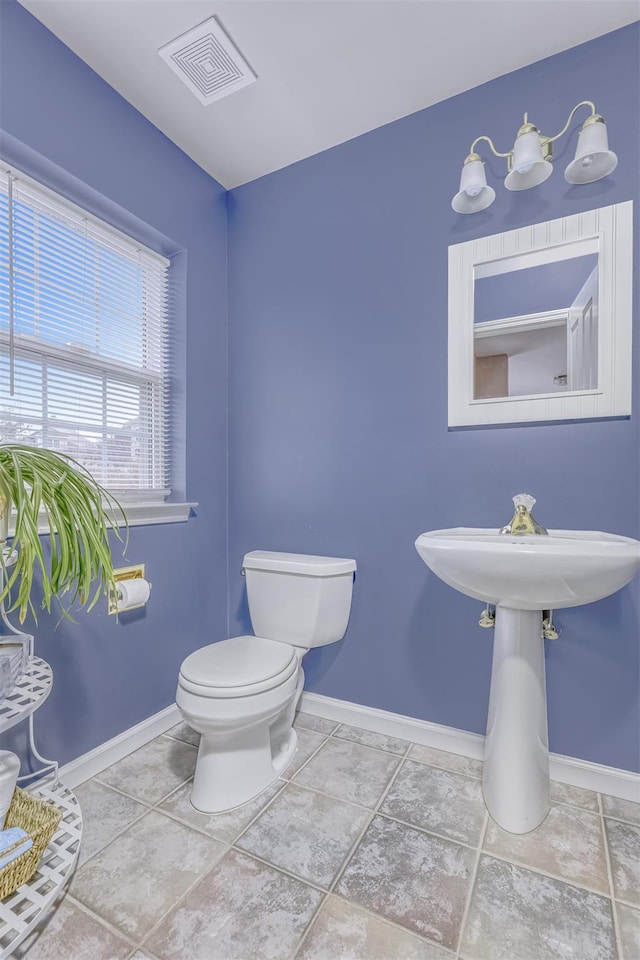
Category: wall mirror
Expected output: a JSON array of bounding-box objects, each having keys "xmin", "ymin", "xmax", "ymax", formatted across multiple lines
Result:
[{"xmin": 448, "ymin": 201, "xmax": 633, "ymax": 426}]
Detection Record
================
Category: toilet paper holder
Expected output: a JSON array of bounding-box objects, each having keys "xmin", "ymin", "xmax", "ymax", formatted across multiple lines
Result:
[{"xmin": 108, "ymin": 564, "xmax": 151, "ymax": 616}]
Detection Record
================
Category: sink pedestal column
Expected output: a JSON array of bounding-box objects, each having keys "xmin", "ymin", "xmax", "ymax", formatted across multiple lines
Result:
[{"xmin": 483, "ymin": 607, "xmax": 550, "ymax": 834}]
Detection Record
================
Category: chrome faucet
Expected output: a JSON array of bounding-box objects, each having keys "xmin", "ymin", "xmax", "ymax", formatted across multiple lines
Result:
[{"xmin": 500, "ymin": 494, "xmax": 548, "ymax": 536}]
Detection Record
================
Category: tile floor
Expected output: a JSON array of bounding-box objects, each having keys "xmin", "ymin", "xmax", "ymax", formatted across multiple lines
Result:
[{"xmin": 17, "ymin": 712, "xmax": 640, "ymax": 960}]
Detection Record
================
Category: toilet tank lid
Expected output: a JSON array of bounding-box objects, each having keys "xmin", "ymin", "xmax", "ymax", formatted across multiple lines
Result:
[{"xmin": 243, "ymin": 551, "xmax": 356, "ymax": 576}]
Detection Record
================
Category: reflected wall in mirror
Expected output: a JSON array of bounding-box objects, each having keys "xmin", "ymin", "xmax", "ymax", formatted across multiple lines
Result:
[
  {"xmin": 473, "ymin": 251, "xmax": 599, "ymax": 399},
  {"xmin": 448, "ymin": 202, "xmax": 632, "ymax": 426}
]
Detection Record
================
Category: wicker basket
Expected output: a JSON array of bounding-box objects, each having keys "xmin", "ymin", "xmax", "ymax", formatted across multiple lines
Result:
[{"xmin": 0, "ymin": 787, "xmax": 62, "ymax": 900}]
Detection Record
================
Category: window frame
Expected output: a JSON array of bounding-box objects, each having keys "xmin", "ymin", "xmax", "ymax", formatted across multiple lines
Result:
[{"xmin": 0, "ymin": 159, "xmax": 195, "ymax": 527}]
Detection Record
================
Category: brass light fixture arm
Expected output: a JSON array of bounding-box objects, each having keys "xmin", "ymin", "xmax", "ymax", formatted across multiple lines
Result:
[
  {"xmin": 468, "ymin": 135, "xmax": 512, "ymax": 160},
  {"xmin": 465, "ymin": 101, "xmax": 599, "ymax": 165},
  {"xmin": 546, "ymin": 100, "xmax": 598, "ymax": 144}
]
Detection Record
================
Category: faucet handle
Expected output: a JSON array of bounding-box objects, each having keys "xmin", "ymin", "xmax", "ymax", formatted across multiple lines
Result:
[
  {"xmin": 501, "ymin": 493, "xmax": 547, "ymax": 536},
  {"xmin": 513, "ymin": 493, "xmax": 536, "ymax": 512}
]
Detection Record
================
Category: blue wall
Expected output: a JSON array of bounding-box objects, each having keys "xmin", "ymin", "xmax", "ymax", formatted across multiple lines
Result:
[
  {"xmin": 1, "ymin": 1, "xmax": 638, "ymax": 776},
  {"xmin": 474, "ymin": 254, "xmax": 599, "ymax": 323},
  {"xmin": 0, "ymin": 0, "xmax": 228, "ymax": 766},
  {"xmin": 227, "ymin": 25, "xmax": 639, "ymax": 772}
]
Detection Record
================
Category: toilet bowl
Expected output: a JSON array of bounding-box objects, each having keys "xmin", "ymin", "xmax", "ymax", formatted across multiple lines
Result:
[{"xmin": 176, "ymin": 551, "xmax": 356, "ymax": 813}]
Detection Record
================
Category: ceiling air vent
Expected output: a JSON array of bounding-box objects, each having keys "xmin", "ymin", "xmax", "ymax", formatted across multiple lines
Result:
[{"xmin": 158, "ymin": 17, "xmax": 256, "ymax": 105}]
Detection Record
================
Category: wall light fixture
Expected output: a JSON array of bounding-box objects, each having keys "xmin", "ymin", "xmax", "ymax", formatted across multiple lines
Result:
[{"xmin": 452, "ymin": 101, "xmax": 618, "ymax": 214}]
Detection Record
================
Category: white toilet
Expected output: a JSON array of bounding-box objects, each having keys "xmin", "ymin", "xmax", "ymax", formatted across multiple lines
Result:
[{"xmin": 176, "ymin": 550, "xmax": 356, "ymax": 813}]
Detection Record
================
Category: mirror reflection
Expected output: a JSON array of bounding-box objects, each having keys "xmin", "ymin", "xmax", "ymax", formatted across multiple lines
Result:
[{"xmin": 473, "ymin": 251, "xmax": 598, "ymax": 400}]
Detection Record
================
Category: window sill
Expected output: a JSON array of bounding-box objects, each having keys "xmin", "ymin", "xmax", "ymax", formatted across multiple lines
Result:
[
  {"xmin": 115, "ymin": 501, "xmax": 198, "ymax": 529},
  {"xmin": 11, "ymin": 501, "xmax": 198, "ymax": 536}
]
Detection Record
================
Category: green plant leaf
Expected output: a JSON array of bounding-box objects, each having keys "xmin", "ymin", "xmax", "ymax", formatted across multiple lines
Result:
[{"xmin": 0, "ymin": 444, "xmax": 127, "ymax": 624}]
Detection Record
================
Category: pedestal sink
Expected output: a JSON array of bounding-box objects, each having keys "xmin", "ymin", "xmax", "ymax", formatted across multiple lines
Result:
[{"xmin": 415, "ymin": 526, "xmax": 640, "ymax": 833}]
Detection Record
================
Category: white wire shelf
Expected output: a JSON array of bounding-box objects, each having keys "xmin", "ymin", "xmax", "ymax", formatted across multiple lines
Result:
[
  {"xmin": 0, "ymin": 780, "xmax": 82, "ymax": 958},
  {"xmin": 0, "ymin": 781, "xmax": 82, "ymax": 957},
  {"xmin": 0, "ymin": 658, "xmax": 53, "ymax": 735}
]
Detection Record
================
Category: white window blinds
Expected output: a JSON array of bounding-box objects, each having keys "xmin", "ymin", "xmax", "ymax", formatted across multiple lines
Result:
[{"xmin": 0, "ymin": 165, "xmax": 170, "ymax": 497}]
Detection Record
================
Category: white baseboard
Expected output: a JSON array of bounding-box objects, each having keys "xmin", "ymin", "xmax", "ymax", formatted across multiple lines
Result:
[
  {"xmin": 58, "ymin": 691, "xmax": 639, "ymax": 804},
  {"xmin": 300, "ymin": 691, "xmax": 640, "ymax": 803},
  {"xmin": 59, "ymin": 703, "xmax": 181, "ymax": 789},
  {"xmin": 300, "ymin": 691, "xmax": 486, "ymax": 759},
  {"xmin": 547, "ymin": 753, "xmax": 640, "ymax": 802}
]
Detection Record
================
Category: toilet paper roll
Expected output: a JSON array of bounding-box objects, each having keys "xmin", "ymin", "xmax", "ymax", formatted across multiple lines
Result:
[{"xmin": 117, "ymin": 577, "xmax": 151, "ymax": 612}]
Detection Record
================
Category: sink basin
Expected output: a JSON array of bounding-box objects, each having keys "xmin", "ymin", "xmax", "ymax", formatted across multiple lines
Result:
[
  {"xmin": 415, "ymin": 523, "xmax": 640, "ymax": 834},
  {"xmin": 415, "ymin": 528, "xmax": 640, "ymax": 610}
]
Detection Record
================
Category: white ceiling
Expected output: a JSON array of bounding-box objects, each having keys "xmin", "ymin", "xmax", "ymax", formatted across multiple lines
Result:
[{"xmin": 18, "ymin": 0, "xmax": 640, "ymax": 189}]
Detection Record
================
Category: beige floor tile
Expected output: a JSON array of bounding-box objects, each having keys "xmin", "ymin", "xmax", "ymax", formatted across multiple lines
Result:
[
  {"xmin": 145, "ymin": 848, "xmax": 323, "ymax": 960},
  {"xmin": 294, "ymin": 712, "xmax": 338, "ymax": 735},
  {"xmin": 606, "ymin": 819, "xmax": 640, "ymax": 905},
  {"xmin": 408, "ymin": 743, "xmax": 483, "ymax": 779},
  {"xmin": 296, "ymin": 896, "xmax": 455, "ymax": 959},
  {"xmin": 381, "ymin": 760, "xmax": 485, "ymax": 846},
  {"xmin": 292, "ymin": 737, "xmax": 401, "ymax": 808},
  {"xmin": 237, "ymin": 783, "xmax": 369, "ymax": 888},
  {"xmin": 165, "ymin": 721, "xmax": 200, "ymax": 747},
  {"xmin": 550, "ymin": 780, "xmax": 599, "ymax": 812},
  {"xmin": 281, "ymin": 727, "xmax": 328, "ymax": 780},
  {"xmin": 97, "ymin": 736, "xmax": 197, "ymax": 804},
  {"xmin": 460, "ymin": 855, "xmax": 617, "ymax": 960},
  {"xmin": 602, "ymin": 794, "xmax": 640, "ymax": 826},
  {"xmin": 334, "ymin": 723, "xmax": 410, "ymax": 755},
  {"xmin": 71, "ymin": 810, "xmax": 226, "ymax": 941},
  {"xmin": 74, "ymin": 779, "xmax": 147, "ymax": 866},
  {"xmin": 160, "ymin": 776, "xmax": 283, "ymax": 843},
  {"xmin": 14, "ymin": 898, "xmax": 131, "ymax": 960},
  {"xmin": 28, "ymin": 724, "xmax": 634, "ymax": 960},
  {"xmin": 484, "ymin": 803, "xmax": 609, "ymax": 894},
  {"xmin": 616, "ymin": 902, "xmax": 640, "ymax": 960},
  {"xmin": 336, "ymin": 815, "xmax": 475, "ymax": 951}
]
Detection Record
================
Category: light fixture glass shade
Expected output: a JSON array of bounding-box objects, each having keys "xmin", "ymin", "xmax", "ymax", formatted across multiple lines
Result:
[
  {"xmin": 565, "ymin": 119, "xmax": 618, "ymax": 183},
  {"xmin": 451, "ymin": 159, "xmax": 495, "ymax": 213},
  {"xmin": 504, "ymin": 130, "xmax": 553, "ymax": 191}
]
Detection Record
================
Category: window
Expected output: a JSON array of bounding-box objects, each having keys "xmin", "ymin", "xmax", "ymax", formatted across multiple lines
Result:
[{"xmin": 0, "ymin": 165, "xmax": 170, "ymax": 501}]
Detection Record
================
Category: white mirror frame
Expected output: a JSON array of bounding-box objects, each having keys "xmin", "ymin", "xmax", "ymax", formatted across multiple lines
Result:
[{"xmin": 448, "ymin": 201, "xmax": 633, "ymax": 427}]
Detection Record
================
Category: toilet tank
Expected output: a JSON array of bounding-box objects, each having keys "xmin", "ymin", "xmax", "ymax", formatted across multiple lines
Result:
[{"xmin": 243, "ymin": 551, "xmax": 356, "ymax": 649}]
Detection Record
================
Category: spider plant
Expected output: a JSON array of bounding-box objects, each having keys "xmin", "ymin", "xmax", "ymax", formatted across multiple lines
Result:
[{"xmin": 0, "ymin": 444, "xmax": 127, "ymax": 624}]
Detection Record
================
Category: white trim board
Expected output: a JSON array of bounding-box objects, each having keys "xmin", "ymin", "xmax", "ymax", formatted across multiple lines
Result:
[
  {"xmin": 59, "ymin": 703, "xmax": 181, "ymax": 789},
  {"xmin": 300, "ymin": 692, "xmax": 640, "ymax": 803}
]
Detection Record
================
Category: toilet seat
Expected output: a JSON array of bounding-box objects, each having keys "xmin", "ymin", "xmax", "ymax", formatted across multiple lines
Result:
[{"xmin": 179, "ymin": 635, "xmax": 298, "ymax": 699}]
